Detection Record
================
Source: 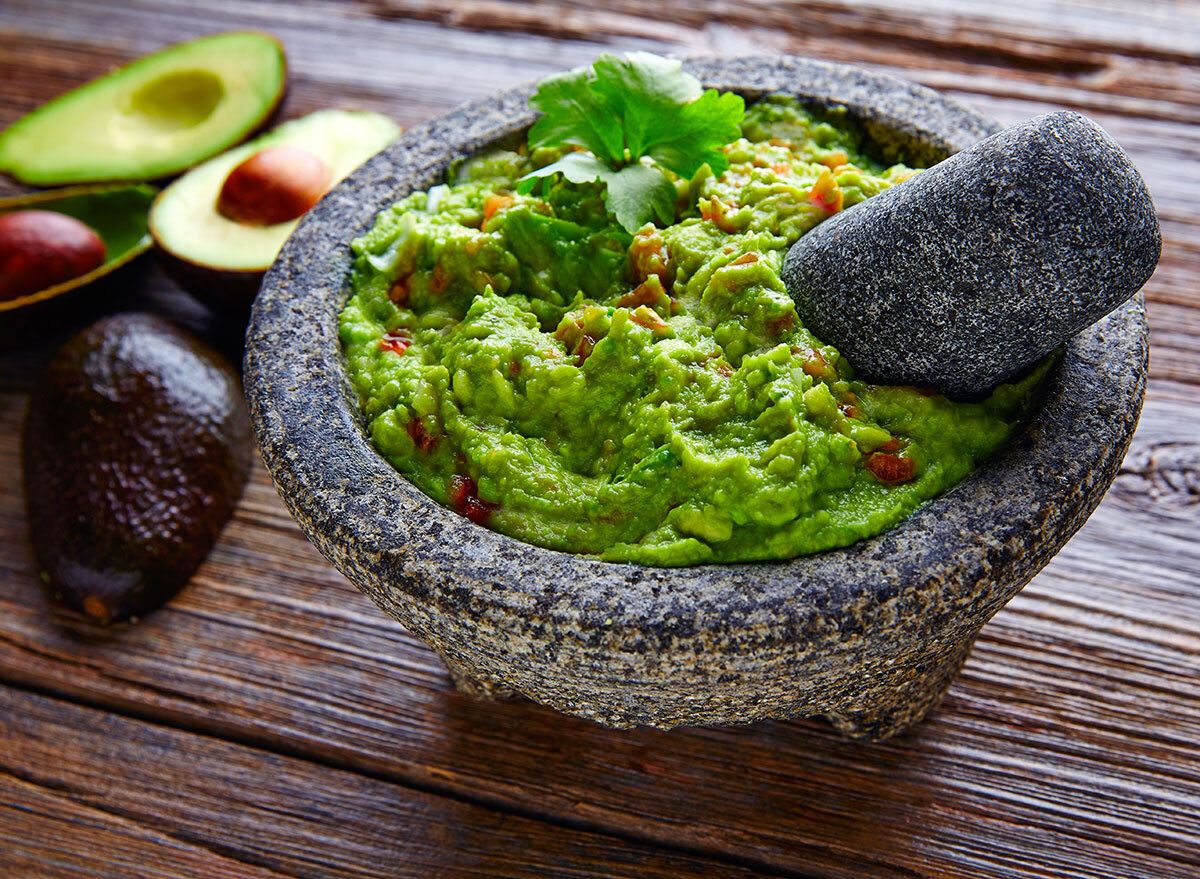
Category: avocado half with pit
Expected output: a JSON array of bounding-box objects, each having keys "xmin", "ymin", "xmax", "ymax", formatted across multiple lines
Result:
[
  {"xmin": 150, "ymin": 109, "xmax": 400, "ymax": 309},
  {"xmin": 0, "ymin": 184, "xmax": 157, "ymax": 312},
  {"xmin": 0, "ymin": 32, "xmax": 286, "ymax": 186}
]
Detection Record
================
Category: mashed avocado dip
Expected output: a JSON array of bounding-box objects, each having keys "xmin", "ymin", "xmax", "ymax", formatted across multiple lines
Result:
[{"xmin": 339, "ymin": 96, "xmax": 1046, "ymax": 565}]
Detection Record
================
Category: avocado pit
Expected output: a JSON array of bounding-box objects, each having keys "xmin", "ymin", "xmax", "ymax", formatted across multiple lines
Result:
[
  {"xmin": 0, "ymin": 209, "xmax": 105, "ymax": 301},
  {"xmin": 217, "ymin": 145, "xmax": 332, "ymax": 226},
  {"xmin": 149, "ymin": 108, "xmax": 400, "ymax": 309}
]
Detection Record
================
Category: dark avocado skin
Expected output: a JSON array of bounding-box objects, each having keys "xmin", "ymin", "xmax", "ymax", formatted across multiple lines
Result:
[{"xmin": 23, "ymin": 313, "xmax": 252, "ymax": 623}]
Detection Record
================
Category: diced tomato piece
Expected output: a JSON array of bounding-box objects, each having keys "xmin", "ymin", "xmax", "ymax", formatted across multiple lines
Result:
[
  {"xmin": 766, "ymin": 313, "xmax": 794, "ymax": 337},
  {"xmin": 448, "ymin": 474, "xmax": 473, "ymax": 509},
  {"xmin": 482, "ymin": 194, "xmax": 513, "ymax": 227},
  {"xmin": 808, "ymin": 168, "xmax": 844, "ymax": 214},
  {"xmin": 406, "ymin": 418, "xmax": 436, "ymax": 453},
  {"xmin": 699, "ymin": 195, "xmax": 739, "ymax": 232},
  {"xmin": 629, "ymin": 226, "xmax": 672, "ymax": 287},
  {"xmin": 430, "ymin": 263, "xmax": 449, "ymax": 294},
  {"xmin": 631, "ymin": 306, "xmax": 668, "ymax": 332},
  {"xmin": 617, "ymin": 280, "xmax": 662, "ymax": 309},
  {"xmin": 379, "ymin": 331, "xmax": 411, "ymax": 355},
  {"xmin": 818, "ymin": 150, "xmax": 848, "ymax": 170},
  {"xmin": 463, "ymin": 495, "xmax": 497, "ymax": 524},
  {"xmin": 575, "ymin": 333, "xmax": 597, "ymax": 366},
  {"xmin": 729, "ymin": 252, "xmax": 758, "ymax": 266},
  {"xmin": 448, "ymin": 474, "xmax": 497, "ymax": 524},
  {"xmin": 875, "ymin": 438, "xmax": 901, "ymax": 454},
  {"xmin": 866, "ymin": 452, "xmax": 916, "ymax": 484},
  {"xmin": 388, "ymin": 276, "xmax": 410, "ymax": 305},
  {"xmin": 802, "ymin": 347, "xmax": 830, "ymax": 378}
]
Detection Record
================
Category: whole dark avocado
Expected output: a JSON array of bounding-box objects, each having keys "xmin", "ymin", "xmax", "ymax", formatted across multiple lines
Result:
[{"xmin": 23, "ymin": 313, "xmax": 252, "ymax": 623}]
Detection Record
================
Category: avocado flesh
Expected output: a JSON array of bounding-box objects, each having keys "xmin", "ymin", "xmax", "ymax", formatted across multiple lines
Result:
[
  {"xmin": 0, "ymin": 32, "xmax": 286, "ymax": 185},
  {"xmin": 150, "ymin": 109, "xmax": 400, "ymax": 272},
  {"xmin": 0, "ymin": 184, "xmax": 157, "ymax": 312}
]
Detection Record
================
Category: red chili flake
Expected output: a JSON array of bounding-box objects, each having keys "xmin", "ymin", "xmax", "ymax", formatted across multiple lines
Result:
[
  {"xmin": 379, "ymin": 330, "xmax": 411, "ymax": 355},
  {"xmin": 406, "ymin": 418, "xmax": 436, "ymax": 453},
  {"xmin": 712, "ymin": 360, "xmax": 733, "ymax": 377},
  {"xmin": 729, "ymin": 252, "xmax": 758, "ymax": 266},
  {"xmin": 482, "ymin": 193, "xmax": 513, "ymax": 228},
  {"xmin": 388, "ymin": 276, "xmax": 410, "ymax": 305},
  {"xmin": 448, "ymin": 474, "xmax": 497, "ymax": 524},
  {"xmin": 507, "ymin": 359, "xmax": 522, "ymax": 378},
  {"xmin": 769, "ymin": 162, "xmax": 791, "ymax": 175},
  {"xmin": 866, "ymin": 452, "xmax": 916, "ymax": 484}
]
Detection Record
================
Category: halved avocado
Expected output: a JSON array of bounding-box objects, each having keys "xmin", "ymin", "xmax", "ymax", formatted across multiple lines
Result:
[
  {"xmin": 0, "ymin": 184, "xmax": 157, "ymax": 313},
  {"xmin": 150, "ymin": 109, "xmax": 400, "ymax": 309},
  {"xmin": 0, "ymin": 32, "xmax": 286, "ymax": 186}
]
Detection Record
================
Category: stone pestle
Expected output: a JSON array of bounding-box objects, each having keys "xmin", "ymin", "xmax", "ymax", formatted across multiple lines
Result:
[{"xmin": 780, "ymin": 111, "xmax": 1160, "ymax": 399}]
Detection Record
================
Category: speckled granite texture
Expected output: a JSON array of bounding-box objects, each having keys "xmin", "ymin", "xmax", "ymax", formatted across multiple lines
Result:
[
  {"xmin": 783, "ymin": 111, "xmax": 1160, "ymax": 399},
  {"xmin": 243, "ymin": 57, "xmax": 1149, "ymax": 740}
]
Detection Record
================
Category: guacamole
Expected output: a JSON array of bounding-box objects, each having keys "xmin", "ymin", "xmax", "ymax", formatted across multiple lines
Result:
[{"xmin": 339, "ymin": 96, "xmax": 1046, "ymax": 565}]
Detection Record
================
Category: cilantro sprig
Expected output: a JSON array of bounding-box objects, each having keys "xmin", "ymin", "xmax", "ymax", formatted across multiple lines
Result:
[{"xmin": 516, "ymin": 52, "xmax": 744, "ymax": 233}]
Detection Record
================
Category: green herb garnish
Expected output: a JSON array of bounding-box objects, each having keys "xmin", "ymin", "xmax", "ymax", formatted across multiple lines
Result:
[{"xmin": 517, "ymin": 52, "xmax": 745, "ymax": 233}]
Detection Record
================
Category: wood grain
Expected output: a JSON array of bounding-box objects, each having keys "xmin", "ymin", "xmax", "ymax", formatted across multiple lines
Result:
[
  {"xmin": 0, "ymin": 774, "xmax": 288, "ymax": 879},
  {"xmin": 0, "ymin": 1, "xmax": 1198, "ymax": 877},
  {"xmin": 0, "ymin": 685, "xmax": 771, "ymax": 879}
]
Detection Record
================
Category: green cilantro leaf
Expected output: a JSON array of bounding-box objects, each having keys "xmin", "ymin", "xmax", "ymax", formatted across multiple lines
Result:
[
  {"xmin": 588, "ymin": 52, "xmax": 742, "ymax": 178},
  {"xmin": 517, "ymin": 153, "xmax": 675, "ymax": 232},
  {"xmin": 517, "ymin": 151, "xmax": 611, "ymax": 191},
  {"xmin": 600, "ymin": 164, "xmax": 677, "ymax": 231},
  {"xmin": 520, "ymin": 52, "xmax": 744, "ymax": 233},
  {"xmin": 527, "ymin": 68, "xmax": 624, "ymax": 165}
]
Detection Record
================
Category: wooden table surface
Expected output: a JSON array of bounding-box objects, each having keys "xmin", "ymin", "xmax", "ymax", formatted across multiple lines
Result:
[{"xmin": 1, "ymin": 2, "xmax": 1198, "ymax": 877}]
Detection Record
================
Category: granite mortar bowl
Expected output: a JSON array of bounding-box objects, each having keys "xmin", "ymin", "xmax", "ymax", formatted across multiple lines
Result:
[{"xmin": 243, "ymin": 57, "xmax": 1148, "ymax": 740}]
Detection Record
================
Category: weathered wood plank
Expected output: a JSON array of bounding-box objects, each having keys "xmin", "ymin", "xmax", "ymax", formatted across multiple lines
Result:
[
  {"xmin": 0, "ymin": 773, "xmax": 288, "ymax": 879},
  {"xmin": 0, "ymin": 686, "xmax": 773, "ymax": 879},
  {"xmin": 0, "ymin": 383, "xmax": 1196, "ymax": 879}
]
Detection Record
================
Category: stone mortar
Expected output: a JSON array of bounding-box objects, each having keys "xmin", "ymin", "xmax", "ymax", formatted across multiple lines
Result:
[{"xmin": 243, "ymin": 57, "xmax": 1149, "ymax": 741}]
